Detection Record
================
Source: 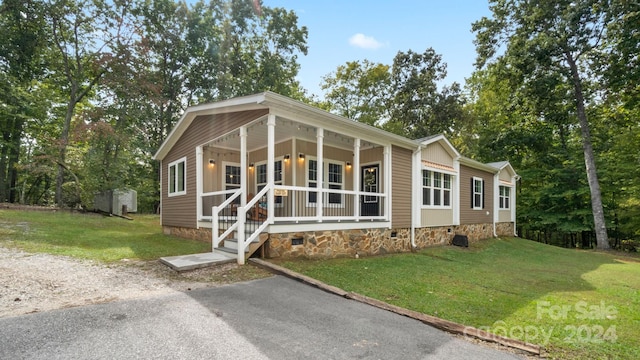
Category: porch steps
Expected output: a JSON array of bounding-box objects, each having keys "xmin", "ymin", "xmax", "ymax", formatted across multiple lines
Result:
[{"xmin": 216, "ymin": 233, "xmax": 269, "ymax": 261}]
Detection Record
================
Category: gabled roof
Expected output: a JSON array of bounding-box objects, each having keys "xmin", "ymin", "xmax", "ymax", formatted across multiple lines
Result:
[
  {"xmin": 487, "ymin": 161, "xmax": 520, "ymax": 179},
  {"xmin": 417, "ymin": 134, "xmax": 461, "ymax": 159},
  {"xmin": 153, "ymin": 91, "xmax": 419, "ymax": 160}
]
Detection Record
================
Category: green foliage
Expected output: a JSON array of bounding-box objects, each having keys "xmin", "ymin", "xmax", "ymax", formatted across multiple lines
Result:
[
  {"xmin": 279, "ymin": 238, "xmax": 640, "ymax": 359},
  {"xmin": 320, "ymin": 60, "xmax": 391, "ymax": 127},
  {"xmin": 470, "ymin": 0, "xmax": 640, "ymax": 248},
  {"xmin": 320, "ymin": 49, "xmax": 470, "ymax": 139},
  {"xmin": 0, "ymin": 0, "xmax": 309, "ymax": 212}
]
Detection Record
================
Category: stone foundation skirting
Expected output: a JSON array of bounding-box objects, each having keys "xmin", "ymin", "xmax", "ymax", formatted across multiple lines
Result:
[
  {"xmin": 161, "ymin": 222, "xmax": 515, "ymax": 259},
  {"xmin": 266, "ymin": 222, "xmax": 514, "ymax": 259},
  {"xmin": 495, "ymin": 222, "xmax": 515, "ymax": 237},
  {"xmin": 163, "ymin": 226, "xmax": 212, "ymax": 242}
]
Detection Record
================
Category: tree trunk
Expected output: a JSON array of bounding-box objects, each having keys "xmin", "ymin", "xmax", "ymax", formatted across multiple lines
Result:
[
  {"xmin": 56, "ymin": 95, "xmax": 76, "ymax": 207},
  {"xmin": 0, "ymin": 126, "xmax": 9, "ymax": 202},
  {"xmin": 565, "ymin": 52, "xmax": 610, "ymax": 249},
  {"xmin": 7, "ymin": 120, "xmax": 21, "ymax": 203}
]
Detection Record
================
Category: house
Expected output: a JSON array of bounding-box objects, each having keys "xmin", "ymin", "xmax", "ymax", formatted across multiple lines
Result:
[{"xmin": 153, "ymin": 92, "xmax": 519, "ymax": 264}]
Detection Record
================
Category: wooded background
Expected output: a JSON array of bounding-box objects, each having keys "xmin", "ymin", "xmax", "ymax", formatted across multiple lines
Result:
[{"xmin": 1, "ymin": 0, "xmax": 638, "ymax": 250}]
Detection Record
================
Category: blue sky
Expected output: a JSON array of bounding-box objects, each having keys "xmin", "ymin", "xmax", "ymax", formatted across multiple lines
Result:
[{"xmin": 265, "ymin": 0, "xmax": 493, "ymax": 98}]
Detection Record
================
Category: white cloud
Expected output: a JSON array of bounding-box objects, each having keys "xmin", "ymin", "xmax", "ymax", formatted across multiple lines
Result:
[{"xmin": 348, "ymin": 33, "xmax": 385, "ymax": 50}]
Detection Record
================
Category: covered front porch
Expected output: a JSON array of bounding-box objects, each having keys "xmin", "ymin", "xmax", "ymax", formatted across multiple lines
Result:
[{"xmin": 195, "ymin": 113, "xmax": 393, "ymax": 263}]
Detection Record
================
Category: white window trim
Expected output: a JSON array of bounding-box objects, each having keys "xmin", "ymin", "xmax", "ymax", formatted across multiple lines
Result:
[
  {"xmin": 255, "ymin": 157, "xmax": 284, "ymax": 207},
  {"xmin": 421, "ymin": 169, "xmax": 453, "ymax": 210},
  {"xmin": 168, "ymin": 157, "xmax": 187, "ymax": 197},
  {"xmin": 306, "ymin": 156, "xmax": 345, "ymax": 208},
  {"xmin": 222, "ymin": 161, "xmax": 241, "ymax": 191},
  {"xmin": 473, "ymin": 176, "xmax": 484, "ymax": 210},
  {"xmin": 499, "ymin": 185, "xmax": 511, "ymax": 210}
]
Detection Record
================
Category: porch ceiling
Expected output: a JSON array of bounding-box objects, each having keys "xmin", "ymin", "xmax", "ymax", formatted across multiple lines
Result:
[{"xmin": 205, "ymin": 116, "xmax": 381, "ymax": 151}]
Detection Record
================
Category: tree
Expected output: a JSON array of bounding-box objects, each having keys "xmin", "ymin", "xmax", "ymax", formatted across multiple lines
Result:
[
  {"xmin": 388, "ymin": 49, "xmax": 449, "ymax": 138},
  {"xmin": 473, "ymin": 0, "xmax": 613, "ymax": 249},
  {"xmin": 131, "ymin": 0, "xmax": 308, "ymax": 211},
  {"xmin": 0, "ymin": 0, "xmax": 48, "ymax": 202},
  {"xmin": 320, "ymin": 49, "xmax": 467, "ymax": 139},
  {"xmin": 320, "ymin": 60, "xmax": 390, "ymax": 126},
  {"xmin": 46, "ymin": 0, "xmax": 133, "ymax": 207}
]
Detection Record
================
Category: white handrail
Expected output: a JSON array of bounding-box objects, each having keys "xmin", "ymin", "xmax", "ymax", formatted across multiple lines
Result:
[
  {"xmin": 236, "ymin": 184, "xmax": 271, "ymax": 264},
  {"xmin": 212, "ymin": 189, "xmax": 242, "ymax": 251}
]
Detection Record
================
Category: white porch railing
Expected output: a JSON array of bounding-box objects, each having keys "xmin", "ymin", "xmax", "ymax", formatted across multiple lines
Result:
[
  {"xmin": 201, "ymin": 186, "xmax": 387, "ymax": 224},
  {"xmin": 210, "ymin": 186, "xmax": 271, "ymax": 265},
  {"xmin": 270, "ymin": 185, "xmax": 387, "ymax": 222},
  {"xmin": 204, "ymin": 185, "xmax": 387, "ymax": 264}
]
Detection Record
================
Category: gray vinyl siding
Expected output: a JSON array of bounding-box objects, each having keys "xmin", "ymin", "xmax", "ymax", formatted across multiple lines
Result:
[
  {"xmin": 391, "ymin": 145, "xmax": 412, "ymax": 228},
  {"xmin": 459, "ymin": 164, "xmax": 494, "ymax": 225},
  {"xmin": 161, "ymin": 109, "xmax": 268, "ymax": 228}
]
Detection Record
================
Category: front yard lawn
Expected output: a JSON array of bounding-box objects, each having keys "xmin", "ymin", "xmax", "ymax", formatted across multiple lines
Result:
[{"xmin": 0, "ymin": 209, "xmax": 210, "ymax": 262}]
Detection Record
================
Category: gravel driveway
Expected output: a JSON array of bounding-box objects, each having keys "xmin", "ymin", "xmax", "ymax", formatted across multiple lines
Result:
[{"xmin": 0, "ymin": 246, "xmax": 270, "ymax": 318}]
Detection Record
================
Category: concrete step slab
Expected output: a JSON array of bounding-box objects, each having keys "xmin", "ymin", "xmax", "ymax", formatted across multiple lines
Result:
[{"xmin": 159, "ymin": 252, "xmax": 235, "ymax": 271}]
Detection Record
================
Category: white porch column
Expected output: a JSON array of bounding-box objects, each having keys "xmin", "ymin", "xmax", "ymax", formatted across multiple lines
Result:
[
  {"xmin": 240, "ymin": 127, "xmax": 247, "ymax": 207},
  {"xmin": 353, "ymin": 138, "xmax": 360, "ymax": 220},
  {"xmin": 267, "ymin": 114, "xmax": 276, "ymax": 223},
  {"xmin": 238, "ymin": 126, "xmax": 248, "ymax": 264},
  {"xmin": 316, "ymin": 127, "xmax": 324, "ymax": 221},
  {"xmin": 384, "ymin": 145, "xmax": 391, "ymax": 224},
  {"xmin": 196, "ymin": 145, "xmax": 203, "ymax": 228}
]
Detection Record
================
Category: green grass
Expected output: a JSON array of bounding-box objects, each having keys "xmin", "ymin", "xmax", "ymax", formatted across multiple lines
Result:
[
  {"xmin": 277, "ymin": 238, "xmax": 640, "ymax": 359},
  {"xmin": 0, "ymin": 209, "xmax": 210, "ymax": 262}
]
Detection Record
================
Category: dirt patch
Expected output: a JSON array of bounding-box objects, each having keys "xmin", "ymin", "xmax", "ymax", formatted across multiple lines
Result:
[{"xmin": 0, "ymin": 246, "xmax": 272, "ymax": 318}]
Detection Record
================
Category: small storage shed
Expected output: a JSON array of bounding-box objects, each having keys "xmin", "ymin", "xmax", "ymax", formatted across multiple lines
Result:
[{"xmin": 94, "ymin": 189, "xmax": 137, "ymax": 215}]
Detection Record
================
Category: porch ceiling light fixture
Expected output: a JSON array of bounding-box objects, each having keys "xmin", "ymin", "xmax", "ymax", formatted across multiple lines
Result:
[{"xmin": 298, "ymin": 153, "xmax": 305, "ymax": 160}]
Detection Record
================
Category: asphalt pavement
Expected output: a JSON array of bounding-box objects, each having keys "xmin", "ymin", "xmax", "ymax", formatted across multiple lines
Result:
[{"xmin": 0, "ymin": 275, "xmax": 523, "ymax": 359}]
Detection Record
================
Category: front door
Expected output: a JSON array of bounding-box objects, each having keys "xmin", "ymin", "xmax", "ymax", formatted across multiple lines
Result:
[{"xmin": 361, "ymin": 164, "xmax": 379, "ymax": 216}]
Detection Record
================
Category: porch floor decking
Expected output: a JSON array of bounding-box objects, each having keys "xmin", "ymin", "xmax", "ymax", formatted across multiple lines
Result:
[{"xmin": 160, "ymin": 251, "xmax": 235, "ymax": 272}]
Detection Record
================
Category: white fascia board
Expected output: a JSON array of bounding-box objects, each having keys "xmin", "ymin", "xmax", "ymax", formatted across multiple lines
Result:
[{"xmin": 459, "ymin": 156, "xmax": 499, "ymax": 174}]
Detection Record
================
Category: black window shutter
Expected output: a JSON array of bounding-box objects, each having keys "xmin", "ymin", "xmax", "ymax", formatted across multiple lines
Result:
[
  {"xmin": 470, "ymin": 178, "xmax": 474, "ymax": 208},
  {"xmin": 482, "ymin": 179, "xmax": 485, "ymax": 208}
]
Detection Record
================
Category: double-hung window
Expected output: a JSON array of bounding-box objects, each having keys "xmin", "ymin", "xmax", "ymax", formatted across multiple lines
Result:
[
  {"xmin": 224, "ymin": 163, "xmax": 241, "ymax": 204},
  {"xmin": 307, "ymin": 158, "xmax": 344, "ymax": 206},
  {"xmin": 307, "ymin": 159, "xmax": 318, "ymax": 204},
  {"xmin": 256, "ymin": 160, "xmax": 283, "ymax": 205},
  {"xmin": 472, "ymin": 177, "xmax": 484, "ymax": 209},
  {"xmin": 499, "ymin": 185, "xmax": 510, "ymax": 209},
  {"xmin": 168, "ymin": 157, "xmax": 186, "ymax": 196},
  {"xmin": 422, "ymin": 170, "xmax": 451, "ymax": 207},
  {"xmin": 327, "ymin": 162, "xmax": 343, "ymax": 205}
]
